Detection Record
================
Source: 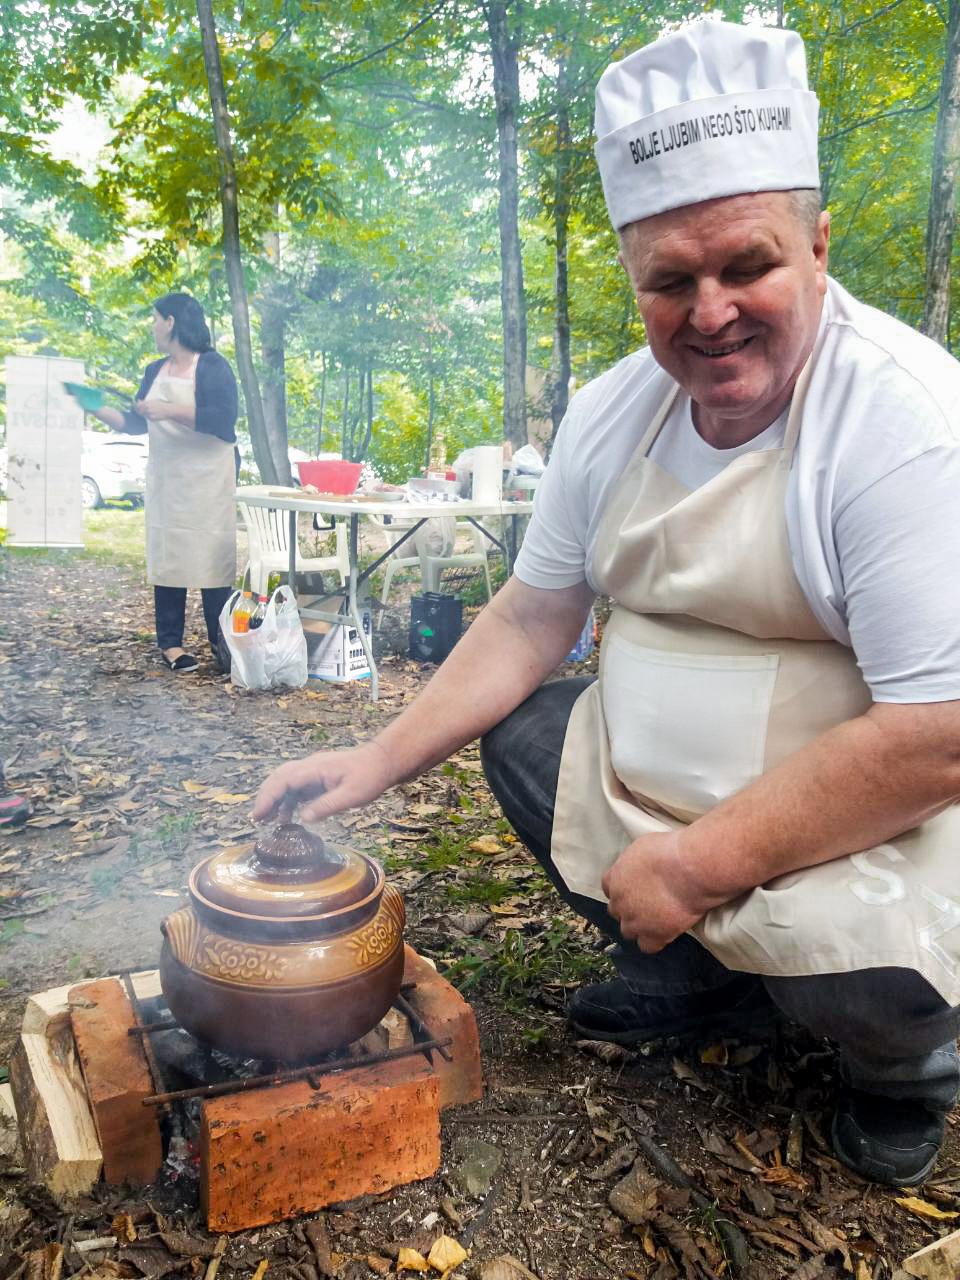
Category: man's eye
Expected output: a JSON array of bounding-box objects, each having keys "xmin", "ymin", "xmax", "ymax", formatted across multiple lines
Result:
[
  {"xmin": 729, "ymin": 264, "xmax": 772, "ymax": 281},
  {"xmin": 649, "ymin": 278, "xmax": 688, "ymax": 293}
]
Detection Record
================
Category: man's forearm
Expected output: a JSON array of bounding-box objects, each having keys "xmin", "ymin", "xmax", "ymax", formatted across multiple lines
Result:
[
  {"xmin": 372, "ymin": 577, "xmax": 593, "ymax": 788},
  {"xmin": 677, "ymin": 700, "xmax": 960, "ymax": 908}
]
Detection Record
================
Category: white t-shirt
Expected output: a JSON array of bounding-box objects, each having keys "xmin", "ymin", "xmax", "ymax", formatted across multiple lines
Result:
[{"xmin": 515, "ymin": 278, "xmax": 960, "ymax": 703}]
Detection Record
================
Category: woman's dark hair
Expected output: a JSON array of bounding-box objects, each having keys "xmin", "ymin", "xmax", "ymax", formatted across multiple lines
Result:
[{"xmin": 153, "ymin": 292, "xmax": 212, "ymax": 353}]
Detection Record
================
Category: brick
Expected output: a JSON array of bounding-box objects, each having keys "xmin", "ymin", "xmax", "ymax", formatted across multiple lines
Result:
[
  {"xmin": 68, "ymin": 979, "xmax": 162, "ymax": 1186},
  {"xmin": 401, "ymin": 946, "xmax": 483, "ymax": 1111},
  {"xmin": 201, "ymin": 1056, "xmax": 440, "ymax": 1232}
]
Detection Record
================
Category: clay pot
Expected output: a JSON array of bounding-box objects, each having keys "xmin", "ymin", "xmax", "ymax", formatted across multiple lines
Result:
[{"xmin": 159, "ymin": 824, "xmax": 405, "ymax": 1062}]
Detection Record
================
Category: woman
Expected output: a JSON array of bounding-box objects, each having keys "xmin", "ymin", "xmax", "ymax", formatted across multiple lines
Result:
[{"xmin": 76, "ymin": 293, "xmax": 238, "ymax": 672}]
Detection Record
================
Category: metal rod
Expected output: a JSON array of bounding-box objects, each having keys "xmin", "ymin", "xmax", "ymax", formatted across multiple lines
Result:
[
  {"xmin": 141, "ymin": 1035, "xmax": 454, "ymax": 1106},
  {"xmin": 393, "ymin": 992, "xmax": 453, "ymax": 1063},
  {"xmin": 120, "ymin": 972, "xmax": 171, "ymax": 1112},
  {"xmin": 126, "ymin": 1018, "xmax": 179, "ymax": 1037}
]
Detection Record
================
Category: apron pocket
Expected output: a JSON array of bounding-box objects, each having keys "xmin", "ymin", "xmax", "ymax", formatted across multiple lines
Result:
[{"xmin": 601, "ymin": 635, "xmax": 778, "ymax": 815}]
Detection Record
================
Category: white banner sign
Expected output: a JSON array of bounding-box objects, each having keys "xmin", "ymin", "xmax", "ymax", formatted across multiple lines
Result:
[{"xmin": 6, "ymin": 355, "xmax": 84, "ymax": 548}]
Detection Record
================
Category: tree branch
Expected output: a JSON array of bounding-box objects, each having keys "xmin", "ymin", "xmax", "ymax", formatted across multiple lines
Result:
[
  {"xmin": 318, "ymin": 0, "xmax": 451, "ymax": 85},
  {"xmin": 820, "ymin": 94, "xmax": 938, "ymax": 143}
]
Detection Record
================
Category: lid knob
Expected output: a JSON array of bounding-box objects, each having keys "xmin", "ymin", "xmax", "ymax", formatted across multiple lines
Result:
[{"xmin": 252, "ymin": 823, "xmax": 341, "ymax": 879}]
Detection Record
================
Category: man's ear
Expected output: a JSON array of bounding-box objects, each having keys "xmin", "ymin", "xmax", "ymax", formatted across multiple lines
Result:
[{"xmin": 814, "ymin": 210, "xmax": 830, "ymax": 276}]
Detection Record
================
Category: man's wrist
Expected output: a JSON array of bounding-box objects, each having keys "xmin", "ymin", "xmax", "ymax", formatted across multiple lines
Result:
[{"xmin": 673, "ymin": 823, "xmax": 745, "ymax": 913}]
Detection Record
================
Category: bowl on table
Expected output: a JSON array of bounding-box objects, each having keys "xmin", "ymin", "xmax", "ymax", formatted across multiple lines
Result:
[{"xmin": 296, "ymin": 460, "xmax": 364, "ymax": 494}]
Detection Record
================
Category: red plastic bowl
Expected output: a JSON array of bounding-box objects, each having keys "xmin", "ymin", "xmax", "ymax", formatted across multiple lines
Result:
[{"xmin": 297, "ymin": 459, "xmax": 363, "ymax": 494}]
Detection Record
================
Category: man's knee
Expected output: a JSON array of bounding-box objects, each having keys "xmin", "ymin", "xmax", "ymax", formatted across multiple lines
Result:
[{"xmin": 764, "ymin": 967, "xmax": 960, "ymax": 1060}]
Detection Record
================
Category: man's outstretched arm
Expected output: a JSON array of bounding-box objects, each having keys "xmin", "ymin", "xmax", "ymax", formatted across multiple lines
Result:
[{"xmin": 253, "ymin": 576, "xmax": 596, "ymax": 823}]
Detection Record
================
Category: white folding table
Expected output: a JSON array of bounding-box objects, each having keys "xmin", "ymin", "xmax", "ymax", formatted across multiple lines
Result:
[{"xmin": 236, "ymin": 490, "xmax": 534, "ymax": 700}]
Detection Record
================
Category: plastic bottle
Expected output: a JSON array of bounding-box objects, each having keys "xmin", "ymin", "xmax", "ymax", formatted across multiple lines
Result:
[
  {"xmin": 248, "ymin": 595, "xmax": 268, "ymax": 631},
  {"xmin": 232, "ymin": 591, "xmax": 254, "ymax": 634}
]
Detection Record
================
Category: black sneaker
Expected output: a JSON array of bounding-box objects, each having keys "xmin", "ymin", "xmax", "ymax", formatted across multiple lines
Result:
[
  {"xmin": 567, "ymin": 973, "xmax": 778, "ymax": 1046},
  {"xmin": 832, "ymin": 1087, "xmax": 945, "ymax": 1185}
]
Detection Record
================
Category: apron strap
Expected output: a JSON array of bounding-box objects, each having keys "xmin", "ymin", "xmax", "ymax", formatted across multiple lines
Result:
[{"xmin": 638, "ymin": 378, "xmax": 682, "ymax": 457}]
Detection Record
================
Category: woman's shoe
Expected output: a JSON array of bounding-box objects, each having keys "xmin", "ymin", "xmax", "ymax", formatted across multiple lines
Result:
[
  {"xmin": 0, "ymin": 789, "xmax": 30, "ymax": 829},
  {"xmin": 161, "ymin": 652, "xmax": 199, "ymax": 673}
]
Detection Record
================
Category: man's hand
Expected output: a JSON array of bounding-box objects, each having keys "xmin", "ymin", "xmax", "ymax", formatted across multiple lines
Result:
[
  {"xmin": 601, "ymin": 831, "xmax": 717, "ymax": 953},
  {"xmin": 253, "ymin": 742, "xmax": 395, "ymax": 825}
]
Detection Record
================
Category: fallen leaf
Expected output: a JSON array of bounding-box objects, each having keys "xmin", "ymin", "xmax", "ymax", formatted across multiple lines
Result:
[
  {"xmin": 671, "ymin": 1058, "xmax": 711, "ymax": 1091},
  {"xmin": 478, "ymin": 1258, "xmax": 539, "ymax": 1280},
  {"xmin": 426, "ymin": 1236, "xmax": 468, "ymax": 1272},
  {"xmin": 576, "ymin": 1039, "xmax": 632, "ymax": 1064},
  {"xmin": 700, "ymin": 1041, "xmax": 729, "ymax": 1066},
  {"xmin": 181, "ymin": 780, "xmax": 206, "ymax": 794},
  {"xmin": 894, "ymin": 1195, "xmax": 959, "ymax": 1222},
  {"xmin": 209, "ymin": 792, "xmax": 250, "ymax": 805},
  {"xmin": 396, "ymin": 1248, "xmax": 429, "ymax": 1273},
  {"xmin": 468, "ymin": 836, "xmax": 504, "ymax": 855}
]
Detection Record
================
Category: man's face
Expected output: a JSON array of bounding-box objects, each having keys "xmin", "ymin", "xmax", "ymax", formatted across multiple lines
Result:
[{"xmin": 620, "ymin": 192, "xmax": 830, "ymax": 444}]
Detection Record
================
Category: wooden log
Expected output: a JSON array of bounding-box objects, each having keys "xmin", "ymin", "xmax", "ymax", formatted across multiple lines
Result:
[
  {"xmin": 9, "ymin": 1030, "xmax": 102, "ymax": 1202},
  {"xmin": 903, "ymin": 1228, "xmax": 960, "ymax": 1279}
]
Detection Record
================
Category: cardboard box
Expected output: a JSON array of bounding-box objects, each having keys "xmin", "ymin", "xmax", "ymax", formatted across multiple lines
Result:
[{"xmin": 303, "ymin": 611, "xmax": 371, "ymax": 683}]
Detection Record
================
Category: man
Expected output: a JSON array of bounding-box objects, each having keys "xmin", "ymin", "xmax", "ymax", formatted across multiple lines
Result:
[{"xmin": 255, "ymin": 18, "xmax": 960, "ymax": 1186}]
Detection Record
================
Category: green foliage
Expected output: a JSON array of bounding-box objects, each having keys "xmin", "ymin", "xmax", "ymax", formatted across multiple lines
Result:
[{"xmin": 1, "ymin": 0, "xmax": 958, "ymax": 472}]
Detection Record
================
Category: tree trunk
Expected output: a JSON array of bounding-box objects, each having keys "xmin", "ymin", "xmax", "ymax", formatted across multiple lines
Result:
[
  {"xmin": 487, "ymin": 0, "xmax": 527, "ymax": 450},
  {"xmin": 341, "ymin": 366, "xmax": 351, "ymax": 460},
  {"xmin": 195, "ymin": 0, "xmax": 288, "ymax": 485},
  {"xmin": 547, "ymin": 58, "xmax": 572, "ymax": 454},
  {"xmin": 259, "ymin": 228, "xmax": 289, "ymax": 457},
  {"xmin": 922, "ymin": 0, "xmax": 960, "ymax": 347},
  {"xmin": 316, "ymin": 352, "xmax": 327, "ymax": 456}
]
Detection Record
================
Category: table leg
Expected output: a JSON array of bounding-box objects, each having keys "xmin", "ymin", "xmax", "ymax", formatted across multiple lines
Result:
[
  {"xmin": 288, "ymin": 511, "xmax": 297, "ymax": 595},
  {"xmin": 345, "ymin": 514, "xmax": 379, "ymax": 701}
]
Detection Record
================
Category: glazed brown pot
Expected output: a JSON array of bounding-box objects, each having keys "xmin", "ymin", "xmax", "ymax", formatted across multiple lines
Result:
[{"xmin": 159, "ymin": 824, "xmax": 405, "ymax": 1062}]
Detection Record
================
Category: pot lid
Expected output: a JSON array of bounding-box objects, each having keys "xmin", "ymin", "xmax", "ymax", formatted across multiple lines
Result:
[{"xmin": 193, "ymin": 823, "xmax": 379, "ymax": 920}]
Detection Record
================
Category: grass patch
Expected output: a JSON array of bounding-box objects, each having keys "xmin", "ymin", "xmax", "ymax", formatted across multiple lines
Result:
[
  {"xmin": 81, "ymin": 507, "xmax": 146, "ymax": 568},
  {"xmin": 0, "ymin": 507, "xmax": 146, "ymax": 571},
  {"xmin": 444, "ymin": 917, "xmax": 604, "ymax": 1044}
]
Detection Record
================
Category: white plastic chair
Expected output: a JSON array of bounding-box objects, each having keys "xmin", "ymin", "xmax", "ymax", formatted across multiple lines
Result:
[
  {"xmin": 237, "ymin": 486, "xmax": 349, "ymax": 594},
  {"xmin": 371, "ymin": 511, "xmax": 492, "ymax": 604}
]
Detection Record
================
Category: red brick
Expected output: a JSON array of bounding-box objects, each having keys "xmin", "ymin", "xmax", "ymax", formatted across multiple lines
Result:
[
  {"xmin": 401, "ymin": 946, "xmax": 484, "ymax": 1110},
  {"xmin": 68, "ymin": 978, "xmax": 162, "ymax": 1186},
  {"xmin": 201, "ymin": 1056, "xmax": 441, "ymax": 1232}
]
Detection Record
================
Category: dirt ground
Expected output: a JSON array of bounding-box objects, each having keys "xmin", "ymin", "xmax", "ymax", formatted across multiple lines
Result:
[{"xmin": 0, "ymin": 549, "xmax": 957, "ymax": 1280}]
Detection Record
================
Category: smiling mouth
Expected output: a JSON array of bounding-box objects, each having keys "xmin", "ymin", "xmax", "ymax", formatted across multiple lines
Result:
[{"xmin": 690, "ymin": 337, "xmax": 754, "ymax": 358}]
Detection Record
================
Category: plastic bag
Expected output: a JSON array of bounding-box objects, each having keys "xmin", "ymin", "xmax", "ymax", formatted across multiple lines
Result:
[
  {"xmin": 510, "ymin": 443, "xmax": 545, "ymax": 475},
  {"xmin": 219, "ymin": 586, "xmax": 308, "ymax": 691}
]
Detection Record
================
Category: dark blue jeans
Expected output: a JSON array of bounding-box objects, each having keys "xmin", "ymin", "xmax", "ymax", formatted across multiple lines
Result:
[
  {"xmin": 480, "ymin": 677, "xmax": 960, "ymax": 1109},
  {"xmin": 154, "ymin": 585, "xmax": 232, "ymax": 653}
]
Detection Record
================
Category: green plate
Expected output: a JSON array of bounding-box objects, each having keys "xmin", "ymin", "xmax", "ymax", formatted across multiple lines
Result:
[{"xmin": 63, "ymin": 381, "xmax": 105, "ymax": 412}]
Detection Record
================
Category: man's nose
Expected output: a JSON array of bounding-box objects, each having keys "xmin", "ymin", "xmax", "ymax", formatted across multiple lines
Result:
[{"xmin": 689, "ymin": 281, "xmax": 738, "ymax": 335}]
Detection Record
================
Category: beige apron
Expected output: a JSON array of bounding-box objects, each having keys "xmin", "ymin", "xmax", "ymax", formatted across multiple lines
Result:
[
  {"xmin": 144, "ymin": 358, "xmax": 236, "ymax": 589},
  {"xmin": 552, "ymin": 362, "xmax": 960, "ymax": 1005}
]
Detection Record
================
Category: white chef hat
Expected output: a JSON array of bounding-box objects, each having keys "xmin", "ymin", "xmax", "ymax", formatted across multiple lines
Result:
[{"xmin": 594, "ymin": 17, "xmax": 820, "ymax": 229}]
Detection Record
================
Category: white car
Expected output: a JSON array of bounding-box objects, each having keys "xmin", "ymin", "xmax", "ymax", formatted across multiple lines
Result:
[{"xmin": 81, "ymin": 431, "xmax": 149, "ymax": 509}]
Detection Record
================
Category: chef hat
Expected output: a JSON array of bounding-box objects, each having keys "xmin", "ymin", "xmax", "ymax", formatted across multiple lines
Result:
[{"xmin": 594, "ymin": 17, "xmax": 819, "ymax": 229}]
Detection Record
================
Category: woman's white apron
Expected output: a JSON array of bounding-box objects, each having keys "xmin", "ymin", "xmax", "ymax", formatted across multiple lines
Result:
[
  {"xmin": 144, "ymin": 359, "xmax": 236, "ymax": 589},
  {"xmin": 551, "ymin": 359, "xmax": 960, "ymax": 1005}
]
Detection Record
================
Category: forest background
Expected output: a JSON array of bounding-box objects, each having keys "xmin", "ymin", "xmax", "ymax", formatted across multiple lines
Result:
[{"xmin": 2, "ymin": 0, "xmax": 959, "ymax": 487}]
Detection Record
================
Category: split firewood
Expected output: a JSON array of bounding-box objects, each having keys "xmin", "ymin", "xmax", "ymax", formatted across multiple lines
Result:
[{"xmin": 902, "ymin": 1226, "xmax": 960, "ymax": 1279}]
